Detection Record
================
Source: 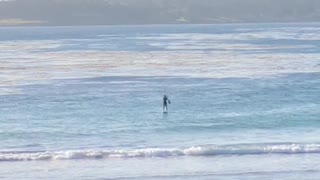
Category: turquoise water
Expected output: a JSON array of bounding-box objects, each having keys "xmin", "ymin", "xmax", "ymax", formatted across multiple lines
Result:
[{"xmin": 0, "ymin": 23, "xmax": 320, "ymax": 179}]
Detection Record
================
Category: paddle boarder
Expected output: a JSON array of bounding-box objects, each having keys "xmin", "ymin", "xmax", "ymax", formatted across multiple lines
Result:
[{"xmin": 163, "ymin": 94, "xmax": 170, "ymax": 113}]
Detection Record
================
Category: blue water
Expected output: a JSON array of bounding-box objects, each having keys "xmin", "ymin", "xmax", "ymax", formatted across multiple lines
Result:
[{"xmin": 0, "ymin": 23, "xmax": 320, "ymax": 179}]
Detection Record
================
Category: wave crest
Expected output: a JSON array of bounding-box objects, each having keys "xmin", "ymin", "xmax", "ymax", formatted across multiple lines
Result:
[{"xmin": 1, "ymin": 143, "xmax": 319, "ymax": 161}]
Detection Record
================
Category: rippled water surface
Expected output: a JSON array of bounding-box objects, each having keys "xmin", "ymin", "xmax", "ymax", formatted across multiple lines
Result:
[{"xmin": 0, "ymin": 23, "xmax": 320, "ymax": 179}]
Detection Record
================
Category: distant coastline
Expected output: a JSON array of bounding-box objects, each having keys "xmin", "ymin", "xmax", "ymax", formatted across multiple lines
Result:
[
  {"xmin": 0, "ymin": 19, "xmax": 319, "ymax": 27},
  {"xmin": 0, "ymin": 19, "xmax": 46, "ymax": 26},
  {"xmin": 1, "ymin": 0, "xmax": 320, "ymax": 26}
]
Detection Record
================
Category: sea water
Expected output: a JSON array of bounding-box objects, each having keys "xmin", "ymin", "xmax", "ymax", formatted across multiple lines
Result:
[{"xmin": 0, "ymin": 23, "xmax": 320, "ymax": 179}]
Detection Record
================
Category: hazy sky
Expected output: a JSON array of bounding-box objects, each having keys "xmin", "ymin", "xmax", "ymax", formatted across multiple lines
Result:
[{"xmin": 0, "ymin": 0, "xmax": 320, "ymax": 26}]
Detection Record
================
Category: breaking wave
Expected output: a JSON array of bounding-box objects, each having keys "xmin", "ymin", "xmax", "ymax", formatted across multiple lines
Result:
[{"xmin": 1, "ymin": 143, "xmax": 320, "ymax": 161}]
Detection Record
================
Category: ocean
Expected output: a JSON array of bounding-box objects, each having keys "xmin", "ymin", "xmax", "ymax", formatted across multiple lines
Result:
[{"xmin": 0, "ymin": 23, "xmax": 320, "ymax": 179}]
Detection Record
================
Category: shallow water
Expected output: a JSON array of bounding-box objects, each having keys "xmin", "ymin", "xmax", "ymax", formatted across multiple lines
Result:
[{"xmin": 0, "ymin": 23, "xmax": 320, "ymax": 179}]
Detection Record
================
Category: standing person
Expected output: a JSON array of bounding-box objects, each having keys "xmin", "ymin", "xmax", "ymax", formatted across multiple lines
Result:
[{"xmin": 163, "ymin": 94, "xmax": 170, "ymax": 113}]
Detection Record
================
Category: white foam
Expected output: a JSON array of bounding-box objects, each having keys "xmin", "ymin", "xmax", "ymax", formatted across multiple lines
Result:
[
  {"xmin": 132, "ymin": 29, "xmax": 320, "ymax": 42},
  {"xmin": 1, "ymin": 143, "xmax": 320, "ymax": 161},
  {"xmin": 0, "ymin": 40, "xmax": 62, "ymax": 51}
]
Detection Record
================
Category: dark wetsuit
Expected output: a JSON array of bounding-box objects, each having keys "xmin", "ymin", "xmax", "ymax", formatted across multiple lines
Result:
[{"xmin": 163, "ymin": 95, "xmax": 170, "ymax": 112}]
